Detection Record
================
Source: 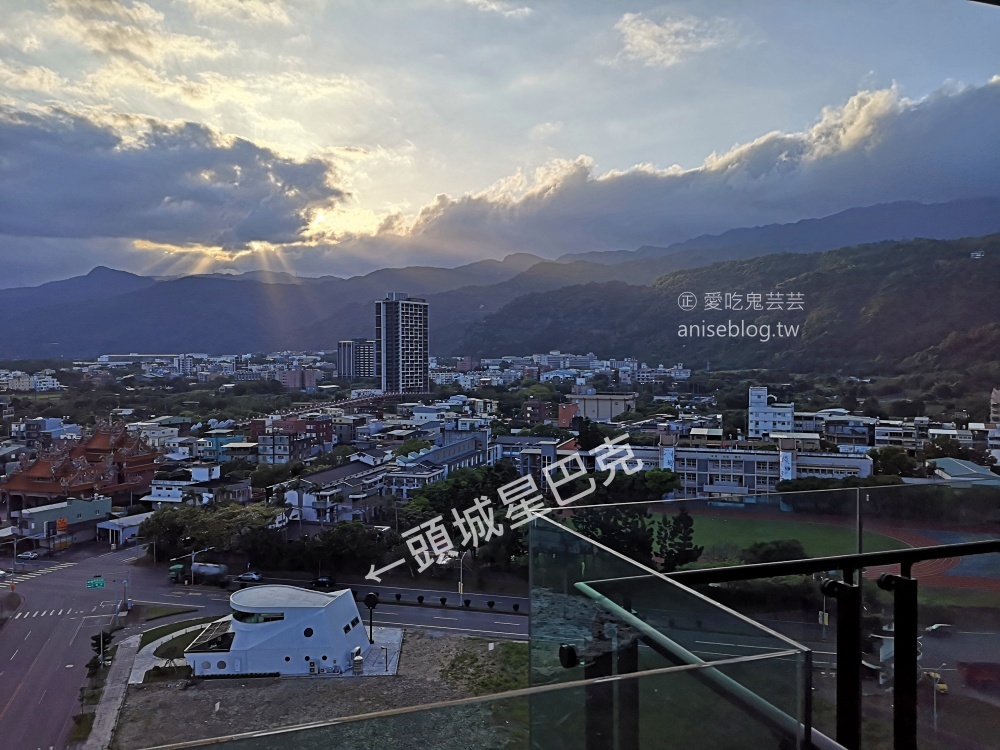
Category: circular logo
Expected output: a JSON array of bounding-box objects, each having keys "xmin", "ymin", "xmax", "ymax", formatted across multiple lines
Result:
[{"xmin": 677, "ymin": 292, "xmax": 697, "ymax": 312}]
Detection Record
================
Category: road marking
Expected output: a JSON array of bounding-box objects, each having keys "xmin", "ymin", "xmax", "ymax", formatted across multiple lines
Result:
[
  {"xmin": 31, "ymin": 611, "xmax": 38, "ymax": 618},
  {"xmin": 9, "ymin": 650, "xmax": 17, "ymax": 660},
  {"xmin": 24, "ymin": 631, "xmax": 30, "ymax": 640},
  {"xmin": 65, "ymin": 665, "xmax": 73, "ymax": 668},
  {"xmin": 13, "ymin": 613, "xmax": 22, "ymax": 619},
  {"xmin": 37, "ymin": 689, "xmax": 46, "ymax": 704},
  {"xmin": 131, "ymin": 598, "xmax": 204, "ymax": 609},
  {"xmin": 959, "ymin": 631, "xmax": 999, "ymax": 636},
  {"xmin": 373, "ymin": 618, "xmax": 524, "ymax": 638},
  {"xmin": 57, "ymin": 609, "xmax": 63, "ymax": 616},
  {"xmin": 493, "ymin": 621, "xmax": 520, "ymax": 626},
  {"xmin": 432, "ymin": 616, "xmax": 458, "ymax": 621}
]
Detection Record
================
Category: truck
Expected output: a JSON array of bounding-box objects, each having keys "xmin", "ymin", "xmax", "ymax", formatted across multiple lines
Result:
[
  {"xmin": 168, "ymin": 562, "xmax": 230, "ymax": 587},
  {"xmin": 957, "ymin": 662, "xmax": 1000, "ymax": 690}
]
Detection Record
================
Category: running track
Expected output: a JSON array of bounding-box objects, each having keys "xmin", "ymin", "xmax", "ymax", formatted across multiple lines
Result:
[{"xmin": 652, "ymin": 505, "xmax": 1000, "ymax": 592}]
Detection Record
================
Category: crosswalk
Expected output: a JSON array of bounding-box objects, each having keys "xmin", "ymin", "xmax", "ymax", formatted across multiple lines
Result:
[
  {"xmin": 12, "ymin": 606, "xmax": 93, "ymax": 619},
  {"xmin": 3, "ymin": 561, "xmax": 77, "ymax": 585},
  {"xmin": 96, "ymin": 549, "xmax": 144, "ymax": 563}
]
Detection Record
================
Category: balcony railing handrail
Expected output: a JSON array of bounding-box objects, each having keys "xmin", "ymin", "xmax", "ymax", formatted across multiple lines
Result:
[
  {"xmin": 573, "ymin": 581, "xmax": 826, "ymax": 748},
  {"xmin": 663, "ymin": 540, "xmax": 1000, "ymax": 585}
]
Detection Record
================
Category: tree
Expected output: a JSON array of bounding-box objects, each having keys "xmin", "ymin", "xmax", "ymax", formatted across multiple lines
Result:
[
  {"xmin": 922, "ymin": 436, "xmax": 997, "ymax": 467},
  {"xmin": 393, "ymin": 438, "xmax": 433, "ymax": 457},
  {"xmin": 644, "ymin": 469, "xmax": 680, "ymax": 499},
  {"xmin": 740, "ymin": 540, "xmax": 807, "ymax": 564},
  {"xmin": 330, "ymin": 445, "xmax": 358, "ymax": 465},
  {"xmin": 574, "ymin": 502, "xmax": 703, "ymax": 572},
  {"xmin": 656, "ymin": 508, "xmax": 704, "ymax": 573},
  {"xmin": 867, "ymin": 446, "xmax": 918, "ymax": 477},
  {"xmin": 574, "ymin": 504, "xmax": 654, "ymax": 564}
]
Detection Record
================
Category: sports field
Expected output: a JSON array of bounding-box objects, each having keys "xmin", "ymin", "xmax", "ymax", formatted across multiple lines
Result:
[{"xmin": 679, "ymin": 515, "xmax": 908, "ymax": 557}]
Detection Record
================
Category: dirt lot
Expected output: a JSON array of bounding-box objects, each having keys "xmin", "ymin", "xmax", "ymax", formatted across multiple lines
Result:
[{"xmin": 112, "ymin": 630, "xmax": 508, "ymax": 750}]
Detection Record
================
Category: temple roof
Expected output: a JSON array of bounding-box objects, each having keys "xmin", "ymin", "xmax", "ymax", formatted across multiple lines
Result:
[{"xmin": 0, "ymin": 420, "xmax": 162, "ymax": 496}]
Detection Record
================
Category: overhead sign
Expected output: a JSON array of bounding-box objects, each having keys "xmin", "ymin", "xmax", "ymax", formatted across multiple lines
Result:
[{"xmin": 86, "ymin": 578, "xmax": 105, "ymax": 589}]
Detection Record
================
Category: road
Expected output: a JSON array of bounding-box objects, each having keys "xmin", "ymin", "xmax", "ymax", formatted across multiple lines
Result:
[
  {"xmin": 0, "ymin": 544, "xmax": 211, "ymax": 750},
  {"xmin": 0, "ymin": 545, "xmax": 527, "ymax": 749}
]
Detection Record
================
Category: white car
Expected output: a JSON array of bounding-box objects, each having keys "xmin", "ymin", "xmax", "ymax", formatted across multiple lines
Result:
[
  {"xmin": 17, "ymin": 551, "xmax": 38, "ymax": 560},
  {"xmin": 236, "ymin": 571, "xmax": 262, "ymax": 582}
]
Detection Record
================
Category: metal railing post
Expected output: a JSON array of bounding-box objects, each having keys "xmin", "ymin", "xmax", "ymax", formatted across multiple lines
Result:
[
  {"xmin": 821, "ymin": 578, "xmax": 861, "ymax": 750},
  {"xmin": 877, "ymin": 573, "xmax": 919, "ymax": 750},
  {"xmin": 584, "ymin": 649, "xmax": 614, "ymax": 750},
  {"xmin": 616, "ymin": 626, "xmax": 640, "ymax": 750}
]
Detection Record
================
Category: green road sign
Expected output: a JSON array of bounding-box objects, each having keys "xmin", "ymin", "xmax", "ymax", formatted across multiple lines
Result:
[{"xmin": 87, "ymin": 578, "xmax": 105, "ymax": 589}]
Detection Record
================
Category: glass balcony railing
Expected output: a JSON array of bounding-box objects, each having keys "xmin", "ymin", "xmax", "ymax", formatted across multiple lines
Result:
[
  {"xmin": 528, "ymin": 512, "xmax": 817, "ymax": 749},
  {"xmin": 588, "ymin": 482, "xmax": 999, "ymax": 750},
  {"xmin": 132, "ymin": 484, "xmax": 997, "ymax": 750},
  {"xmin": 137, "ymin": 654, "xmax": 813, "ymax": 750}
]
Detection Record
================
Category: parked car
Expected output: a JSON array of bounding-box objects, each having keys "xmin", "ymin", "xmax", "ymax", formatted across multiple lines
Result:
[
  {"xmin": 925, "ymin": 624, "xmax": 955, "ymax": 637},
  {"xmin": 0, "ymin": 570, "xmax": 7, "ymax": 580},
  {"xmin": 311, "ymin": 576, "xmax": 336, "ymax": 589},
  {"xmin": 17, "ymin": 551, "xmax": 38, "ymax": 560},
  {"xmin": 236, "ymin": 571, "xmax": 262, "ymax": 582}
]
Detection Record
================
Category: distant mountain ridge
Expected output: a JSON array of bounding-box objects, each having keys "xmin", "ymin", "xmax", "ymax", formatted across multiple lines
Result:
[
  {"xmin": 459, "ymin": 234, "xmax": 1000, "ymax": 372},
  {"xmin": 556, "ymin": 197, "xmax": 1000, "ymax": 266},
  {"xmin": 2, "ymin": 198, "xmax": 999, "ymax": 360}
]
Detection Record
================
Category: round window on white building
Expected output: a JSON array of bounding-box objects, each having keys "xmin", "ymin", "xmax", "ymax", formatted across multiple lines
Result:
[
  {"xmin": 217, "ymin": 660, "xmax": 227, "ymax": 670},
  {"xmin": 304, "ymin": 628, "xmax": 314, "ymax": 638},
  {"xmin": 201, "ymin": 661, "xmax": 210, "ymax": 671}
]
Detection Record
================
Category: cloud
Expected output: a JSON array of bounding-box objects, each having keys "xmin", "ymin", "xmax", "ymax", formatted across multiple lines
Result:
[
  {"xmin": 4, "ymin": 75, "xmax": 1000, "ymax": 285},
  {"xmin": 0, "ymin": 60, "xmax": 68, "ymax": 93},
  {"xmin": 0, "ymin": 106, "xmax": 346, "ymax": 246},
  {"xmin": 528, "ymin": 121, "xmax": 563, "ymax": 141},
  {"xmin": 176, "ymin": 0, "xmax": 293, "ymax": 27},
  {"xmin": 50, "ymin": 0, "xmax": 232, "ymax": 66},
  {"xmin": 361, "ymin": 78, "xmax": 1000, "ymax": 261},
  {"xmin": 459, "ymin": 0, "xmax": 532, "ymax": 19},
  {"xmin": 610, "ymin": 12, "xmax": 738, "ymax": 69}
]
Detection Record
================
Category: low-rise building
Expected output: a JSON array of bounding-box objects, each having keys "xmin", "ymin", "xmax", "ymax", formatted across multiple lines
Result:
[
  {"xmin": 18, "ymin": 494, "xmax": 113, "ymax": 549},
  {"xmin": 568, "ymin": 393, "xmax": 637, "ymax": 422},
  {"xmin": 660, "ymin": 436, "xmax": 872, "ymax": 499},
  {"xmin": 185, "ymin": 586, "xmax": 370, "ymax": 678}
]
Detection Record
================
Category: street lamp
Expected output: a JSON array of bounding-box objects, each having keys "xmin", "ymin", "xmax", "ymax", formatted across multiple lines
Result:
[
  {"xmin": 458, "ymin": 550, "xmax": 470, "ymax": 598},
  {"xmin": 926, "ymin": 662, "xmax": 947, "ymax": 733}
]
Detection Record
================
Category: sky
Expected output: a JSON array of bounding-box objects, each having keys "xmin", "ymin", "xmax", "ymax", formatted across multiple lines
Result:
[{"xmin": 1, "ymin": 0, "xmax": 999, "ymax": 287}]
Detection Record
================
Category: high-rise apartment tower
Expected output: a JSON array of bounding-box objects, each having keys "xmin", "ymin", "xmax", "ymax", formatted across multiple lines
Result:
[{"xmin": 375, "ymin": 292, "xmax": 429, "ymax": 393}]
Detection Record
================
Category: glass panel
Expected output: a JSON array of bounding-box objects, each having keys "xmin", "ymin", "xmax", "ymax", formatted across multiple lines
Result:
[
  {"xmin": 527, "ymin": 512, "xmax": 811, "ymax": 747},
  {"xmin": 153, "ymin": 655, "xmax": 808, "ymax": 750},
  {"xmin": 859, "ymin": 484, "xmax": 1000, "ymax": 750}
]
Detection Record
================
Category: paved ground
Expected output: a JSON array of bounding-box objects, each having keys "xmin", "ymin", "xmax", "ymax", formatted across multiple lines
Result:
[{"xmin": 85, "ymin": 635, "xmax": 140, "ymax": 750}]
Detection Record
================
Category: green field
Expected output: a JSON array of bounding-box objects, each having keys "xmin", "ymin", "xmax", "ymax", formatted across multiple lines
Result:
[{"xmin": 681, "ymin": 516, "xmax": 908, "ymax": 558}]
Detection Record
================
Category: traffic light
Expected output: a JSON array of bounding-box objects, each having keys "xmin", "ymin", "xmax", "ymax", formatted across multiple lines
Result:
[{"xmin": 90, "ymin": 630, "xmax": 115, "ymax": 657}]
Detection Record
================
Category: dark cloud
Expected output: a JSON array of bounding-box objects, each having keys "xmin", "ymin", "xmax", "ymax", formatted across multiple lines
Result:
[
  {"xmin": 0, "ymin": 107, "xmax": 344, "ymax": 246},
  {"xmin": 379, "ymin": 78, "xmax": 1000, "ymax": 260}
]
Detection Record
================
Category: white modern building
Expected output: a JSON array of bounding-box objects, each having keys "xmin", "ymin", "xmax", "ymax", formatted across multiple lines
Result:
[
  {"xmin": 660, "ymin": 437, "xmax": 872, "ymax": 498},
  {"xmin": 185, "ymin": 585, "xmax": 371, "ymax": 678},
  {"xmin": 747, "ymin": 387, "xmax": 794, "ymax": 440}
]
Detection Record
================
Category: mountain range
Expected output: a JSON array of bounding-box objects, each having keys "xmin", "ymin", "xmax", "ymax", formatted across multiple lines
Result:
[
  {"xmin": 461, "ymin": 234, "xmax": 1000, "ymax": 372},
  {"xmin": 1, "ymin": 197, "xmax": 999, "ymax": 364}
]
